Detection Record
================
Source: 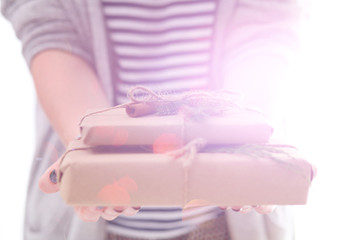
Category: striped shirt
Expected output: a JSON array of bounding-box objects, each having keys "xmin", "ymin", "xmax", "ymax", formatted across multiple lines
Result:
[
  {"xmin": 102, "ymin": 0, "xmax": 222, "ymax": 239},
  {"xmin": 102, "ymin": 0, "xmax": 217, "ymax": 104}
]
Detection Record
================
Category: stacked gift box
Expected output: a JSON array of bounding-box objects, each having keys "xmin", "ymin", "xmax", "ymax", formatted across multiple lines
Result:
[{"xmin": 58, "ymin": 87, "xmax": 315, "ymax": 207}]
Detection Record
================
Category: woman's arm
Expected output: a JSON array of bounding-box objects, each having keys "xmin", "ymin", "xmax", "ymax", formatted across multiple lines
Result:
[
  {"xmin": 33, "ymin": 50, "xmax": 139, "ymax": 221},
  {"xmin": 31, "ymin": 50, "xmax": 109, "ymax": 146},
  {"xmin": 2, "ymin": 0, "xmax": 139, "ymax": 221}
]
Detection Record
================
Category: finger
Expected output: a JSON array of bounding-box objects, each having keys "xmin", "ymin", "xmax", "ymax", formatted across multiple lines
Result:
[
  {"xmin": 231, "ymin": 205, "xmax": 253, "ymax": 213},
  {"xmin": 101, "ymin": 207, "xmax": 125, "ymax": 221},
  {"xmin": 218, "ymin": 206, "xmax": 228, "ymax": 210},
  {"xmin": 74, "ymin": 206, "xmax": 102, "ymax": 222},
  {"xmin": 311, "ymin": 165, "xmax": 318, "ymax": 179},
  {"xmin": 122, "ymin": 207, "xmax": 140, "ymax": 216},
  {"xmin": 101, "ymin": 213, "xmax": 119, "ymax": 221},
  {"xmin": 231, "ymin": 206, "xmax": 241, "ymax": 211},
  {"xmin": 254, "ymin": 205, "xmax": 276, "ymax": 214},
  {"xmin": 239, "ymin": 205, "xmax": 253, "ymax": 213},
  {"xmin": 38, "ymin": 160, "xmax": 60, "ymax": 193}
]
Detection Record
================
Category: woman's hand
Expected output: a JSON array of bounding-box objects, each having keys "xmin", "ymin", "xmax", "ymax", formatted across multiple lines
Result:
[
  {"xmin": 38, "ymin": 159, "xmax": 140, "ymax": 222},
  {"xmin": 219, "ymin": 205, "xmax": 276, "ymax": 214},
  {"xmin": 73, "ymin": 206, "xmax": 140, "ymax": 222}
]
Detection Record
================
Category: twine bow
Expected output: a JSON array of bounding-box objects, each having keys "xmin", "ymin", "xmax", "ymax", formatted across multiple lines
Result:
[
  {"xmin": 79, "ymin": 85, "xmax": 258, "ymax": 125},
  {"xmin": 126, "ymin": 86, "xmax": 243, "ymax": 119},
  {"xmin": 167, "ymin": 138, "xmax": 207, "ymax": 168}
]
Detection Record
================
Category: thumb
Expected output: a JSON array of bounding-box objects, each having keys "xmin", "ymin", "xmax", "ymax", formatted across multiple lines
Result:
[{"xmin": 38, "ymin": 160, "xmax": 60, "ymax": 193}]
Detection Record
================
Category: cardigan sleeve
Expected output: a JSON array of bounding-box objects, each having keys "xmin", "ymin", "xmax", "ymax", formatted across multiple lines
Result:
[{"xmin": 1, "ymin": 0, "xmax": 93, "ymax": 67}]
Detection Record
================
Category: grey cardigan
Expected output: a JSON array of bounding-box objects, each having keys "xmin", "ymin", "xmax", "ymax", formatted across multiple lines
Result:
[{"xmin": 2, "ymin": 0, "xmax": 300, "ymax": 239}]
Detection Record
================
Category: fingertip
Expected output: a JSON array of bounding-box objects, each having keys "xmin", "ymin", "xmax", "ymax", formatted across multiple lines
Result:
[
  {"xmin": 101, "ymin": 207, "xmax": 123, "ymax": 221},
  {"xmin": 231, "ymin": 206, "xmax": 241, "ymax": 212},
  {"xmin": 104, "ymin": 207, "xmax": 123, "ymax": 214},
  {"xmin": 239, "ymin": 205, "xmax": 253, "ymax": 213},
  {"xmin": 113, "ymin": 207, "xmax": 125, "ymax": 213},
  {"xmin": 255, "ymin": 205, "xmax": 276, "ymax": 214},
  {"xmin": 101, "ymin": 213, "xmax": 119, "ymax": 221},
  {"xmin": 122, "ymin": 207, "xmax": 139, "ymax": 216},
  {"xmin": 96, "ymin": 206, "xmax": 105, "ymax": 211},
  {"xmin": 38, "ymin": 170, "xmax": 59, "ymax": 193},
  {"xmin": 75, "ymin": 207, "xmax": 101, "ymax": 222},
  {"xmin": 38, "ymin": 161, "xmax": 61, "ymax": 193},
  {"xmin": 229, "ymin": 205, "xmax": 253, "ymax": 213},
  {"xmin": 311, "ymin": 165, "xmax": 318, "ymax": 180}
]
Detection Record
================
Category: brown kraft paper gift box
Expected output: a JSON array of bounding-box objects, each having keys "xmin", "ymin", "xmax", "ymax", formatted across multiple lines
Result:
[
  {"xmin": 58, "ymin": 140, "xmax": 315, "ymax": 207},
  {"xmin": 79, "ymin": 107, "xmax": 274, "ymax": 147}
]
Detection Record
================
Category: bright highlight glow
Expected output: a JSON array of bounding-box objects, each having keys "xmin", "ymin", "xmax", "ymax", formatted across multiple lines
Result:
[{"xmin": 283, "ymin": 1, "xmax": 360, "ymax": 239}]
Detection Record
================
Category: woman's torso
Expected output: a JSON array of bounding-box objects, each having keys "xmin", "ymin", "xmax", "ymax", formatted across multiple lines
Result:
[{"xmin": 102, "ymin": 0, "xmax": 223, "ymax": 239}]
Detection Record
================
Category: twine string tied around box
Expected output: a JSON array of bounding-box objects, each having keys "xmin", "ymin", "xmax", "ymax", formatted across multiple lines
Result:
[
  {"xmin": 166, "ymin": 138, "xmax": 207, "ymax": 205},
  {"xmin": 165, "ymin": 141, "xmax": 313, "ymax": 205},
  {"xmin": 126, "ymin": 86, "xmax": 248, "ymax": 119},
  {"xmin": 79, "ymin": 85, "xmax": 263, "ymax": 125}
]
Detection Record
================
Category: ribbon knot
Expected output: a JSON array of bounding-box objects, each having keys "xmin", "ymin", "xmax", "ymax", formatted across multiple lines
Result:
[
  {"xmin": 127, "ymin": 85, "xmax": 169, "ymax": 103},
  {"xmin": 167, "ymin": 138, "xmax": 207, "ymax": 168},
  {"xmin": 126, "ymin": 86, "xmax": 243, "ymax": 119}
]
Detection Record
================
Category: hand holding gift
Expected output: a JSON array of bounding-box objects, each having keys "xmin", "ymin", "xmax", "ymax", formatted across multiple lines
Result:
[
  {"xmin": 38, "ymin": 157, "xmax": 140, "ymax": 222},
  {"xmin": 219, "ymin": 205, "xmax": 276, "ymax": 214},
  {"xmin": 38, "ymin": 145, "xmax": 279, "ymax": 224},
  {"xmin": 40, "ymin": 87, "xmax": 316, "ymax": 222}
]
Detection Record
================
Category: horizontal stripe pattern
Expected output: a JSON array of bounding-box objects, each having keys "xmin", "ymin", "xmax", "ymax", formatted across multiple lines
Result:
[
  {"xmin": 103, "ymin": 1, "xmax": 218, "ymax": 237},
  {"xmin": 107, "ymin": 206, "xmax": 223, "ymax": 239},
  {"xmin": 117, "ymin": 64, "xmax": 209, "ymax": 82},
  {"xmin": 102, "ymin": 0, "xmax": 216, "ymax": 106},
  {"xmin": 106, "ymin": 15, "xmax": 214, "ymax": 32},
  {"xmin": 103, "ymin": 1, "xmax": 216, "ymax": 18},
  {"xmin": 110, "ymin": 28, "xmax": 212, "ymax": 44},
  {"xmin": 114, "ymin": 41, "xmax": 211, "ymax": 57},
  {"xmin": 118, "ymin": 53, "xmax": 210, "ymax": 69}
]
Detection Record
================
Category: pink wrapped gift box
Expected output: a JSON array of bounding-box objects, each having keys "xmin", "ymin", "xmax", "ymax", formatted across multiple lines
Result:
[
  {"xmin": 59, "ymin": 141, "xmax": 314, "ymax": 207},
  {"xmin": 79, "ymin": 107, "xmax": 273, "ymax": 147}
]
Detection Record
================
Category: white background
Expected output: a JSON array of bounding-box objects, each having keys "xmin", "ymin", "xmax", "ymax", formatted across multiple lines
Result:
[
  {"xmin": 1, "ymin": 1, "xmax": 360, "ymax": 239},
  {"xmin": 0, "ymin": 7, "xmax": 35, "ymax": 240}
]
